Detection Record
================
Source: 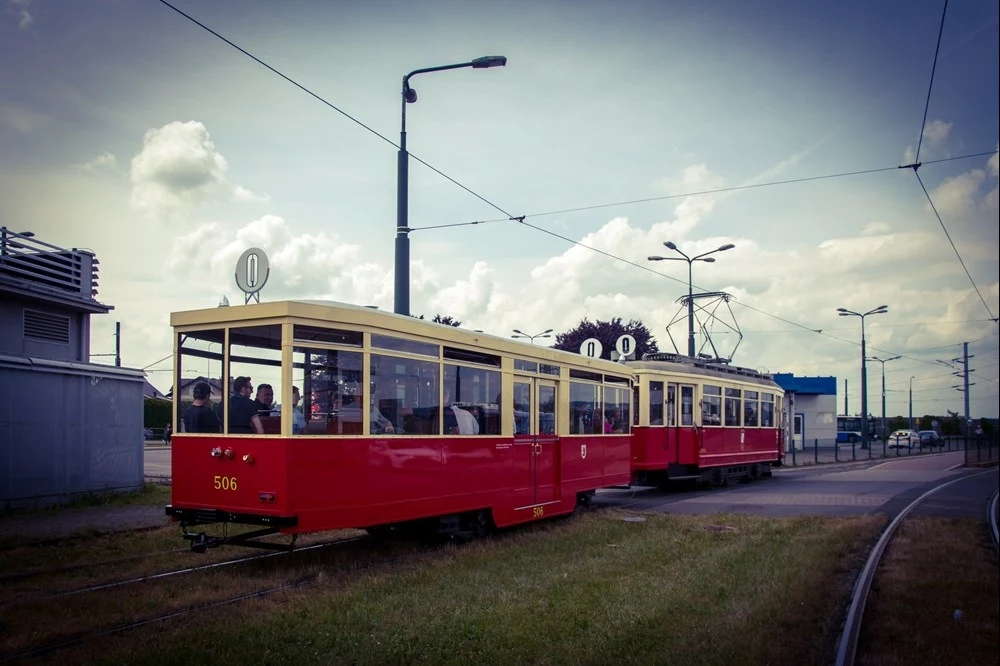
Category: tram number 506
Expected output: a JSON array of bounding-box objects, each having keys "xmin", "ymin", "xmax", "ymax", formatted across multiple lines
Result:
[
  {"xmin": 532, "ymin": 506, "xmax": 544, "ymax": 518},
  {"xmin": 213, "ymin": 475, "xmax": 238, "ymax": 491}
]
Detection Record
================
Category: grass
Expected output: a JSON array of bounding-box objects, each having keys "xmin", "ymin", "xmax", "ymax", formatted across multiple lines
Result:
[
  {"xmin": 0, "ymin": 483, "xmax": 171, "ymax": 517},
  {"xmin": 859, "ymin": 516, "xmax": 999, "ymax": 666},
  {"xmin": 27, "ymin": 510, "xmax": 885, "ymax": 665}
]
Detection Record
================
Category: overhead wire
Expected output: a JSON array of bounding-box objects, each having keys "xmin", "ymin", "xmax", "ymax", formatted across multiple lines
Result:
[
  {"xmin": 156, "ymin": 0, "xmax": 995, "ymax": 371},
  {"xmin": 914, "ymin": 0, "xmax": 950, "ymax": 164}
]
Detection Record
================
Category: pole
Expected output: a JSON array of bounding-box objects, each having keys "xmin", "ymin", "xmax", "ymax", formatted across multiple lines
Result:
[
  {"xmin": 686, "ymin": 260, "xmax": 695, "ymax": 357},
  {"xmin": 880, "ymin": 362, "xmax": 886, "ymax": 446},
  {"xmin": 908, "ymin": 377, "xmax": 913, "ymax": 431},
  {"xmin": 394, "ymin": 90, "xmax": 410, "ymax": 316},
  {"xmin": 860, "ymin": 317, "xmax": 869, "ymax": 450},
  {"xmin": 114, "ymin": 321, "xmax": 121, "ymax": 367},
  {"xmin": 963, "ymin": 341, "xmax": 970, "ymax": 432},
  {"xmin": 844, "ymin": 378, "xmax": 848, "ymax": 417}
]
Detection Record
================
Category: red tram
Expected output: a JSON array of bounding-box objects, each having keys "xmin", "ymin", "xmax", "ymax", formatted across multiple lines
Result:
[{"xmin": 166, "ymin": 300, "xmax": 784, "ymax": 551}]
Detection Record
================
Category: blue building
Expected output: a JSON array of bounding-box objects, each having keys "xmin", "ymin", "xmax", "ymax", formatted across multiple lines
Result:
[{"xmin": 773, "ymin": 374, "xmax": 837, "ymax": 450}]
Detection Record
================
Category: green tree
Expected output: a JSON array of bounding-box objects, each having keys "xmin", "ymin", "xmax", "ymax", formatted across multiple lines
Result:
[{"xmin": 552, "ymin": 318, "xmax": 658, "ymax": 361}]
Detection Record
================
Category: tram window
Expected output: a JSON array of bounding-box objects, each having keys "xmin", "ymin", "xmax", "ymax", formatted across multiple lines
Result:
[
  {"xmin": 371, "ymin": 334, "xmax": 439, "ymax": 358},
  {"xmin": 294, "ymin": 347, "xmax": 364, "ymax": 435},
  {"xmin": 513, "ymin": 382, "xmax": 531, "ymax": 435},
  {"xmin": 569, "ymin": 369, "xmax": 603, "ymax": 383},
  {"xmin": 605, "ymin": 375, "xmax": 630, "ymax": 386},
  {"xmin": 603, "ymin": 385, "xmax": 630, "ymax": 434},
  {"xmin": 667, "ymin": 385, "xmax": 677, "ymax": 427},
  {"xmin": 633, "ymin": 386, "xmax": 640, "ymax": 426},
  {"xmin": 649, "ymin": 381, "xmax": 664, "ymax": 425},
  {"xmin": 177, "ymin": 330, "xmax": 224, "ymax": 432},
  {"xmin": 539, "ymin": 385, "xmax": 556, "ymax": 435},
  {"xmin": 680, "ymin": 386, "xmax": 694, "ymax": 426},
  {"xmin": 514, "ymin": 359, "xmax": 538, "ymax": 373},
  {"xmin": 443, "ymin": 364, "xmax": 501, "ymax": 435},
  {"xmin": 724, "ymin": 388, "xmax": 741, "ymax": 427},
  {"xmin": 444, "ymin": 347, "xmax": 500, "ymax": 367},
  {"xmin": 569, "ymin": 382, "xmax": 601, "ymax": 435},
  {"xmin": 293, "ymin": 325, "xmax": 362, "ymax": 347},
  {"xmin": 702, "ymin": 385, "xmax": 722, "ymax": 426},
  {"xmin": 744, "ymin": 390, "xmax": 759, "ymax": 427},
  {"xmin": 760, "ymin": 393, "xmax": 775, "ymax": 427},
  {"xmin": 539, "ymin": 364, "xmax": 560, "ymax": 377},
  {"xmin": 371, "ymin": 353, "xmax": 440, "ymax": 435},
  {"xmin": 230, "ymin": 325, "xmax": 282, "ymax": 434}
]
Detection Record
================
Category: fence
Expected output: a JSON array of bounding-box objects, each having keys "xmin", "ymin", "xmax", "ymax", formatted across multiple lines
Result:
[{"xmin": 786, "ymin": 435, "xmax": 998, "ymax": 467}]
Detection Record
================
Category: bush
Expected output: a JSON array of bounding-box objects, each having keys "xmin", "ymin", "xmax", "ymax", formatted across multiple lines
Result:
[{"xmin": 144, "ymin": 397, "xmax": 171, "ymax": 430}]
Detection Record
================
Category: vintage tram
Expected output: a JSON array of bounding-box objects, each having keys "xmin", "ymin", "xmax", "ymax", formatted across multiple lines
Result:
[{"xmin": 166, "ymin": 299, "xmax": 784, "ymax": 550}]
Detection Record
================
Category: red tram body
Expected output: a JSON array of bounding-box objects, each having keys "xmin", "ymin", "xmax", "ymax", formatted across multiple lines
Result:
[{"xmin": 165, "ymin": 300, "xmax": 784, "ymax": 550}]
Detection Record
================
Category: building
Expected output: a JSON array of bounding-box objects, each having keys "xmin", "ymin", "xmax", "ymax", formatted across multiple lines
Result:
[
  {"xmin": 773, "ymin": 374, "xmax": 837, "ymax": 450},
  {"xmin": 0, "ymin": 227, "xmax": 145, "ymax": 508}
]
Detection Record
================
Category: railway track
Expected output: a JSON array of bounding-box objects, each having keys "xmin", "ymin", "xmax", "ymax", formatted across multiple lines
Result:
[
  {"xmin": 0, "ymin": 533, "xmax": 434, "ymax": 662},
  {"xmin": 834, "ymin": 468, "xmax": 999, "ymax": 666}
]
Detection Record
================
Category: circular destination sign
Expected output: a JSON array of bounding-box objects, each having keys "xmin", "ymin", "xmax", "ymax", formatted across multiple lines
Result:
[
  {"xmin": 615, "ymin": 334, "xmax": 637, "ymax": 358},
  {"xmin": 235, "ymin": 247, "xmax": 270, "ymax": 298},
  {"xmin": 579, "ymin": 337, "xmax": 603, "ymax": 358}
]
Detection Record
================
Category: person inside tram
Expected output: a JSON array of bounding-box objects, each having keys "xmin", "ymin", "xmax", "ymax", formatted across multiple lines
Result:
[
  {"xmin": 444, "ymin": 389, "xmax": 479, "ymax": 435},
  {"xmin": 254, "ymin": 383, "xmax": 276, "ymax": 417},
  {"xmin": 289, "ymin": 386, "xmax": 307, "ymax": 435},
  {"xmin": 229, "ymin": 376, "xmax": 264, "ymax": 435},
  {"xmin": 181, "ymin": 381, "xmax": 221, "ymax": 433},
  {"xmin": 334, "ymin": 391, "xmax": 395, "ymax": 434}
]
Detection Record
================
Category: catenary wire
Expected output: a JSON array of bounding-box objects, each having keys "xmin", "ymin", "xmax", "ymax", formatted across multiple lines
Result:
[
  {"xmin": 155, "ymin": 0, "xmax": 993, "ymax": 370},
  {"xmin": 914, "ymin": 0, "xmax": 950, "ymax": 164}
]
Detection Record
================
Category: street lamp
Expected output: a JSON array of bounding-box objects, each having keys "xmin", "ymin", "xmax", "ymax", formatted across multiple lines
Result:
[
  {"xmin": 512, "ymin": 328, "xmax": 553, "ymax": 344},
  {"xmin": 837, "ymin": 305, "xmax": 889, "ymax": 450},
  {"xmin": 1, "ymin": 227, "xmax": 35, "ymax": 256},
  {"xmin": 866, "ymin": 354, "xmax": 901, "ymax": 445},
  {"xmin": 648, "ymin": 241, "xmax": 735, "ymax": 357},
  {"xmin": 909, "ymin": 376, "xmax": 915, "ymax": 431},
  {"xmin": 394, "ymin": 56, "xmax": 508, "ymax": 316}
]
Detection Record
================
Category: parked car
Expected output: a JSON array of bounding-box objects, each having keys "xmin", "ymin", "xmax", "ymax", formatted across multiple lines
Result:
[
  {"xmin": 888, "ymin": 429, "xmax": 920, "ymax": 448},
  {"xmin": 918, "ymin": 430, "xmax": 944, "ymax": 447}
]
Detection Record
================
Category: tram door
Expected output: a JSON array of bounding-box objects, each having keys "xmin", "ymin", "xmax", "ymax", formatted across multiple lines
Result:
[
  {"xmin": 513, "ymin": 379, "xmax": 559, "ymax": 508},
  {"xmin": 666, "ymin": 383, "xmax": 679, "ymax": 462}
]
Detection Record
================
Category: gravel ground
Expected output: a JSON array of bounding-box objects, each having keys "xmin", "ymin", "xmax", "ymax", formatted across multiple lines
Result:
[{"xmin": 1, "ymin": 505, "xmax": 169, "ymax": 543}]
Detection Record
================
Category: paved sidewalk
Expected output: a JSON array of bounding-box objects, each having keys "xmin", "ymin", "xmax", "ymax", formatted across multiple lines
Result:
[{"xmin": 1, "ymin": 505, "xmax": 169, "ymax": 544}]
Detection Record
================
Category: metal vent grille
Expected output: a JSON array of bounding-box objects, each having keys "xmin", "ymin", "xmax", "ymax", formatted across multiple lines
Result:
[{"xmin": 23, "ymin": 309, "xmax": 71, "ymax": 344}]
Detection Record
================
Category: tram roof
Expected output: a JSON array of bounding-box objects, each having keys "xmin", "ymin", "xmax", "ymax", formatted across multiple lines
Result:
[
  {"xmin": 627, "ymin": 358, "xmax": 781, "ymax": 390},
  {"xmin": 170, "ymin": 299, "xmax": 633, "ymax": 377}
]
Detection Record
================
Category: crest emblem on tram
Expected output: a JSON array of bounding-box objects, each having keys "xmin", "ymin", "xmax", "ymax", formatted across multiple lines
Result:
[
  {"xmin": 235, "ymin": 247, "xmax": 270, "ymax": 304},
  {"xmin": 581, "ymin": 444, "xmax": 587, "ymax": 459}
]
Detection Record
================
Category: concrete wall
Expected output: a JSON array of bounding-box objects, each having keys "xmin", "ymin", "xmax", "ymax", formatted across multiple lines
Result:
[{"xmin": 0, "ymin": 354, "xmax": 145, "ymax": 507}]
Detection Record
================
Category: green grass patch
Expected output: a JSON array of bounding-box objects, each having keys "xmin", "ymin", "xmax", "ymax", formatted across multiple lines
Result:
[
  {"xmin": 0, "ymin": 483, "xmax": 170, "ymax": 518},
  {"xmin": 53, "ymin": 510, "xmax": 883, "ymax": 665}
]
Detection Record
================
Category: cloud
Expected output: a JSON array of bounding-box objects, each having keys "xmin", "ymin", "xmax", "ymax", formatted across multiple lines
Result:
[
  {"xmin": 130, "ymin": 121, "xmax": 229, "ymax": 218},
  {"xmin": 861, "ymin": 222, "xmax": 890, "ymax": 236},
  {"xmin": 902, "ymin": 119, "xmax": 953, "ymax": 163},
  {"xmin": 232, "ymin": 185, "xmax": 270, "ymax": 203},
  {"xmin": 1, "ymin": 104, "xmax": 46, "ymax": 134},
  {"xmin": 80, "ymin": 152, "xmax": 117, "ymax": 172},
  {"xmin": 5, "ymin": 0, "xmax": 33, "ymax": 30}
]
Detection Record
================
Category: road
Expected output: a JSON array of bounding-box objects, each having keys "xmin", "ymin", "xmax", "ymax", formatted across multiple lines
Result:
[{"xmin": 145, "ymin": 447, "xmax": 998, "ymax": 519}]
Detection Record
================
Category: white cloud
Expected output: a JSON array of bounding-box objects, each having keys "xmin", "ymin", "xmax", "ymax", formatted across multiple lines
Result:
[
  {"xmin": 130, "ymin": 121, "xmax": 229, "ymax": 218},
  {"xmin": 861, "ymin": 222, "xmax": 890, "ymax": 236},
  {"xmin": 232, "ymin": 185, "xmax": 270, "ymax": 203},
  {"xmin": 922, "ymin": 119, "xmax": 952, "ymax": 146},
  {"xmin": 5, "ymin": 0, "xmax": 34, "ymax": 30},
  {"xmin": 1, "ymin": 104, "xmax": 46, "ymax": 134},
  {"xmin": 81, "ymin": 152, "xmax": 117, "ymax": 172}
]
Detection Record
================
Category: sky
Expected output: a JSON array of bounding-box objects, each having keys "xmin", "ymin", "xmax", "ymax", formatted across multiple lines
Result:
[{"xmin": 2, "ymin": 0, "xmax": 998, "ymax": 419}]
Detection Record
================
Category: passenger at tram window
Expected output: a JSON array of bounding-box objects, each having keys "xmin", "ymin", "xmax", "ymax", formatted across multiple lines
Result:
[
  {"xmin": 336, "ymin": 393, "xmax": 395, "ymax": 434},
  {"xmin": 229, "ymin": 376, "xmax": 264, "ymax": 435},
  {"xmin": 290, "ymin": 386, "xmax": 306, "ymax": 435},
  {"xmin": 604, "ymin": 409, "xmax": 624, "ymax": 434},
  {"xmin": 444, "ymin": 390, "xmax": 479, "ymax": 435},
  {"xmin": 254, "ymin": 383, "xmax": 276, "ymax": 417},
  {"xmin": 182, "ymin": 381, "xmax": 221, "ymax": 433}
]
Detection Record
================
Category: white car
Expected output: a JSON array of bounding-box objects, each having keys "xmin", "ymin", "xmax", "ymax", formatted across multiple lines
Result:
[{"xmin": 888, "ymin": 430, "xmax": 920, "ymax": 448}]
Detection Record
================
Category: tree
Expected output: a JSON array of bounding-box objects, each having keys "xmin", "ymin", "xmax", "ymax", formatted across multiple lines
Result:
[
  {"xmin": 552, "ymin": 318, "xmax": 658, "ymax": 361},
  {"xmin": 432, "ymin": 315, "xmax": 461, "ymax": 327}
]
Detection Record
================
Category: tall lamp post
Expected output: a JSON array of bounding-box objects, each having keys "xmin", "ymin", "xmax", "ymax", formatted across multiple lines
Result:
[
  {"xmin": 648, "ymin": 241, "xmax": 735, "ymax": 357},
  {"xmin": 908, "ymin": 376, "xmax": 915, "ymax": 431},
  {"xmin": 837, "ymin": 305, "xmax": 889, "ymax": 450},
  {"xmin": 394, "ymin": 55, "xmax": 508, "ymax": 316},
  {"xmin": 512, "ymin": 328, "xmax": 553, "ymax": 344},
  {"xmin": 867, "ymin": 354, "xmax": 901, "ymax": 445}
]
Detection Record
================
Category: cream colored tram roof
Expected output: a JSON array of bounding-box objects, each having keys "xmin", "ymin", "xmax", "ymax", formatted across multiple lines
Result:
[
  {"xmin": 627, "ymin": 359, "xmax": 782, "ymax": 391},
  {"xmin": 171, "ymin": 299, "xmax": 632, "ymax": 377}
]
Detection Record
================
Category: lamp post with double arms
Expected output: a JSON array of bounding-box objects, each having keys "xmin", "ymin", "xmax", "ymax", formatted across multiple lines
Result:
[
  {"xmin": 394, "ymin": 55, "xmax": 508, "ymax": 317},
  {"xmin": 511, "ymin": 328, "xmax": 553, "ymax": 344},
  {"xmin": 837, "ymin": 305, "xmax": 889, "ymax": 450},
  {"xmin": 648, "ymin": 241, "xmax": 735, "ymax": 357},
  {"xmin": 867, "ymin": 354, "xmax": 901, "ymax": 445}
]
